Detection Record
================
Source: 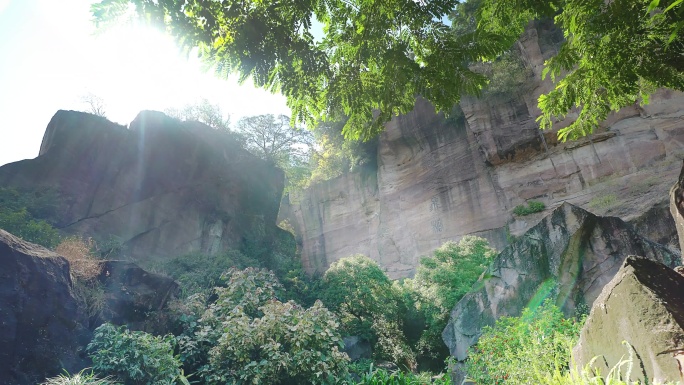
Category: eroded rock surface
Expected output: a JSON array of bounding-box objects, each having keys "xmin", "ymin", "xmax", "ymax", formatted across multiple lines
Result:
[
  {"xmin": 670, "ymin": 161, "xmax": 684, "ymax": 253},
  {"xmin": 573, "ymin": 256, "xmax": 684, "ymax": 384},
  {"xmin": 281, "ymin": 23, "xmax": 684, "ymax": 278},
  {"xmin": 0, "ymin": 229, "xmax": 88, "ymax": 385},
  {"xmin": 441, "ymin": 203, "xmax": 679, "ymax": 363},
  {"xmin": 0, "ymin": 110, "xmax": 287, "ymax": 263},
  {"xmin": 97, "ymin": 260, "xmax": 179, "ymax": 330}
]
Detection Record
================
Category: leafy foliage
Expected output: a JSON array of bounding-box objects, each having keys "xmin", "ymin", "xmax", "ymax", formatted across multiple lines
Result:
[
  {"xmin": 308, "ymin": 118, "xmax": 378, "ymax": 183},
  {"xmin": 87, "ymin": 323, "xmax": 183, "ymax": 385},
  {"xmin": 92, "ymin": 0, "xmax": 510, "ymax": 141},
  {"xmin": 173, "ymin": 267, "xmax": 349, "ymax": 385},
  {"xmin": 236, "ymin": 114, "xmax": 315, "ymax": 191},
  {"xmin": 479, "ymin": 0, "xmax": 684, "ymax": 141},
  {"xmin": 208, "ymin": 300, "xmax": 348, "ymax": 385},
  {"xmin": 0, "ymin": 187, "xmax": 61, "ymax": 248},
  {"xmin": 512, "ymin": 200, "xmax": 546, "ymax": 216},
  {"xmin": 464, "ymin": 300, "xmax": 584, "ymax": 385},
  {"xmin": 408, "ymin": 236, "xmax": 496, "ymax": 359},
  {"xmin": 93, "ymin": 0, "xmax": 684, "ymax": 142},
  {"xmin": 320, "ymin": 255, "xmax": 416, "ymax": 368}
]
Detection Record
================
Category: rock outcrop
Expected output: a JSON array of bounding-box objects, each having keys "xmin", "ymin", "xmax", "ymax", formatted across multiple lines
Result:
[
  {"xmin": 441, "ymin": 203, "xmax": 679, "ymax": 365},
  {"xmin": 0, "ymin": 110, "xmax": 288, "ymax": 263},
  {"xmin": 0, "ymin": 229, "xmax": 88, "ymax": 385},
  {"xmin": 670, "ymin": 161, "xmax": 684, "ymax": 254},
  {"xmin": 97, "ymin": 260, "xmax": 179, "ymax": 330},
  {"xmin": 281, "ymin": 23, "xmax": 684, "ymax": 278},
  {"xmin": 573, "ymin": 256, "xmax": 684, "ymax": 384}
]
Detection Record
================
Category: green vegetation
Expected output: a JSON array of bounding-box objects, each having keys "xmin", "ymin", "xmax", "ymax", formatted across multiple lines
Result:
[
  {"xmin": 153, "ymin": 250, "xmax": 255, "ymax": 297},
  {"xmin": 465, "ymin": 300, "xmax": 583, "ymax": 385},
  {"xmin": 588, "ymin": 194, "xmax": 619, "ymax": 211},
  {"xmin": 408, "ymin": 236, "xmax": 497, "ymax": 361},
  {"xmin": 92, "ymin": 0, "xmax": 683, "ymax": 142},
  {"xmin": 0, "ymin": 187, "xmax": 61, "ymax": 248},
  {"xmin": 87, "ymin": 323, "xmax": 185, "ymax": 385},
  {"xmin": 320, "ymin": 255, "xmax": 415, "ymax": 368},
  {"xmin": 479, "ymin": 0, "xmax": 683, "ymax": 141},
  {"xmin": 40, "ymin": 369, "xmax": 119, "ymax": 385},
  {"xmin": 513, "ymin": 200, "xmax": 546, "ymax": 216},
  {"xmin": 172, "ymin": 267, "xmax": 349, "ymax": 385},
  {"xmin": 354, "ymin": 367, "xmax": 451, "ymax": 385}
]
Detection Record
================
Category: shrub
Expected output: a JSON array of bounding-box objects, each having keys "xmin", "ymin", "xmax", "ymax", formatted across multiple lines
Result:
[
  {"xmin": 513, "ymin": 200, "xmax": 546, "ymax": 216},
  {"xmin": 208, "ymin": 300, "xmax": 349, "ymax": 385},
  {"xmin": 87, "ymin": 323, "xmax": 183, "ymax": 385},
  {"xmin": 464, "ymin": 300, "xmax": 583, "ymax": 385},
  {"xmin": 175, "ymin": 267, "xmax": 350, "ymax": 385},
  {"xmin": 320, "ymin": 255, "xmax": 415, "ymax": 368},
  {"xmin": 40, "ymin": 369, "xmax": 120, "ymax": 385},
  {"xmin": 411, "ymin": 236, "xmax": 497, "ymax": 359},
  {"xmin": 0, "ymin": 207, "xmax": 60, "ymax": 248}
]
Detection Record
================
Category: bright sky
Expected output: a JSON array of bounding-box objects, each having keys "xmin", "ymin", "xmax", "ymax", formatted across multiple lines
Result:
[{"xmin": 0, "ymin": 0, "xmax": 290, "ymax": 167}]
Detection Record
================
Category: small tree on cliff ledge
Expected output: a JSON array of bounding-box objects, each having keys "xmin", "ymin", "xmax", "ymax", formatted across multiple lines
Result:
[{"xmin": 92, "ymin": 0, "xmax": 683, "ymax": 142}]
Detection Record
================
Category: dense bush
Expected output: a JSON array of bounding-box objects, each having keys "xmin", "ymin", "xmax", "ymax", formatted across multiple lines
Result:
[
  {"xmin": 512, "ymin": 200, "xmax": 546, "ymax": 216},
  {"xmin": 0, "ymin": 187, "xmax": 61, "ymax": 248},
  {"xmin": 410, "ymin": 236, "xmax": 497, "ymax": 359},
  {"xmin": 0, "ymin": 207, "xmax": 61, "ymax": 248},
  {"xmin": 320, "ymin": 255, "xmax": 415, "ymax": 369},
  {"xmin": 208, "ymin": 300, "xmax": 348, "ymax": 384},
  {"xmin": 174, "ymin": 267, "xmax": 349, "ymax": 385},
  {"xmin": 87, "ymin": 323, "xmax": 183, "ymax": 385},
  {"xmin": 465, "ymin": 300, "xmax": 583, "ymax": 385}
]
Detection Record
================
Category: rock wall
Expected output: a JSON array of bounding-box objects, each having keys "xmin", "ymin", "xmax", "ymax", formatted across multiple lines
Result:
[
  {"xmin": 0, "ymin": 229, "xmax": 88, "ymax": 385},
  {"xmin": 573, "ymin": 256, "xmax": 684, "ymax": 384},
  {"xmin": 0, "ymin": 110, "xmax": 288, "ymax": 263},
  {"xmin": 281, "ymin": 24, "xmax": 684, "ymax": 278},
  {"xmin": 440, "ymin": 204, "xmax": 679, "ymax": 381}
]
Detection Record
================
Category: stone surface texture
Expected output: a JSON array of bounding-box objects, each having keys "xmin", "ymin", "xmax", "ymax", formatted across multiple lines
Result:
[
  {"xmin": 97, "ymin": 260, "xmax": 179, "ymax": 329},
  {"xmin": 670, "ymin": 162, "xmax": 684, "ymax": 254},
  {"xmin": 573, "ymin": 256, "xmax": 684, "ymax": 384},
  {"xmin": 281, "ymin": 24, "xmax": 684, "ymax": 279},
  {"xmin": 441, "ymin": 203, "xmax": 679, "ymax": 363},
  {"xmin": 0, "ymin": 110, "xmax": 287, "ymax": 263},
  {"xmin": 0, "ymin": 229, "xmax": 88, "ymax": 385}
]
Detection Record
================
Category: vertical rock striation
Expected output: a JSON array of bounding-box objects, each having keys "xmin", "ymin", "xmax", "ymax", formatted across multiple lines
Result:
[{"xmin": 281, "ymin": 23, "xmax": 684, "ymax": 278}]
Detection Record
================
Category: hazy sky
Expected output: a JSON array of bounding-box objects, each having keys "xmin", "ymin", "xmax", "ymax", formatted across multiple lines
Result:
[{"xmin": 0, "ymin": 0, "xmax": 290, "ymax": 166}]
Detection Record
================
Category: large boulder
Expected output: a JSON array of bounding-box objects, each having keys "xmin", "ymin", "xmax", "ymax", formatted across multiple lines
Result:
[
  {"xmin": 573, "ymin": 256, "xmax": 684, "ymax": 384},
  {"xmin": 442, "ymin": 203, "xmax": 680, "ymax": 364},
  {"xmin": 0, "ymin": 110, "xmax": 288, "ymax": 263},
  {"xmin": 96, "ymin": 260, "xmax": 179, "ymax": 330},
  {"xmin": 0, "ymin": 229, "xmax": 89, "ymax": 385}
]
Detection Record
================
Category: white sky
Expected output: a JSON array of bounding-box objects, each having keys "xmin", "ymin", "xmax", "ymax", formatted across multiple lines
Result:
[{"xmin": 0, "ymin": 0, "xmax": 290, "ymax": 166}]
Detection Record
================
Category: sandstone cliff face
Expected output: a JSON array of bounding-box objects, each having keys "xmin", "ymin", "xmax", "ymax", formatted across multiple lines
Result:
[
  {"xmin": 0, "ymin": 110, "xmax": 287, "ymax": 262},
  {"xmin": 573, "ymin": 256, "xmax": 684, "ymax": 384},
  {"xmin": 282, "ymin": 24, "xmax": 684, "ymax": 278},
  {"xmin": 440, "ymin": 204, "xmax": 678, "ymax": 380}
]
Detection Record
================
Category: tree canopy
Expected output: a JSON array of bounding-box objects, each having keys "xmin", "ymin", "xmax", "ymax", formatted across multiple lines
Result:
[{"xmin": 92, "ymin": 0, "xmax": 683, "ymax": 142}]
